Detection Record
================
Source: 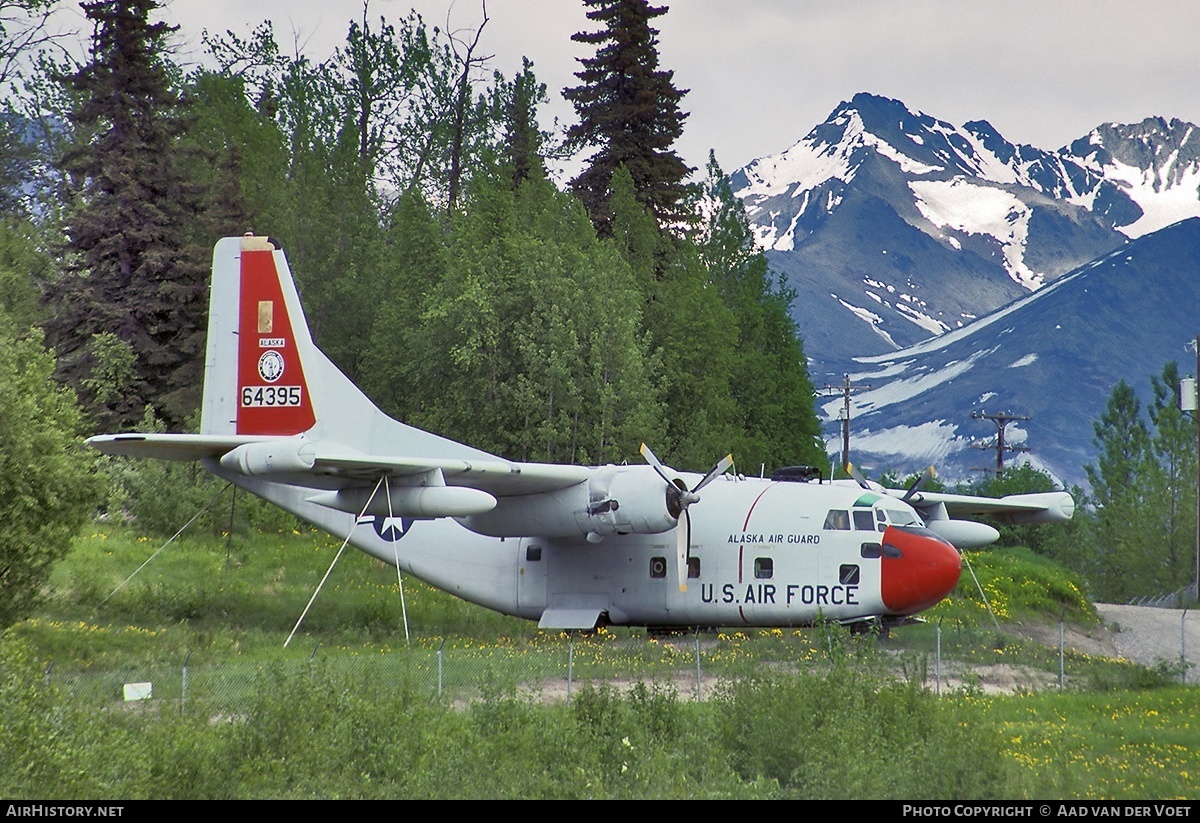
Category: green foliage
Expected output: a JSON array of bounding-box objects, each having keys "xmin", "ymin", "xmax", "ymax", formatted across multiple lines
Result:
[
  {"xmin": 0, "ymin": 218, "xmax": 47, "ymax": 326},
  {"xmin": 977, "ymin": 687, "xmax": 1200, "ymax": 799},
  {"xmin": 496, "ymin": 57, "xmax": 551, "ymax": 188},
  {"xmin": 377, "ymin": 175, "xmax": 662, "ymax": 464},
  {"xmin": 96, "ymin": 408, "xmax": 296, "ymax": 537},
  {"xmin": 80, "ymin": 330, "xmax": 135, "ymax": 407},
  {"xmin": 0, "ymin": 322, "xmax": 99, "ymax": 626},
  {"xmin": 692, "ymin": 154, "xmax": 827, "ymax": 471},
  {"xmin": 46, "ymin": 0, "xmax": 209, "ymax": 430},
  {"xmin": 1082, "ymin": 366, "xmax": 1198, "ymax": 601},
  {"xmin": 565, "ymin": 0, "xmax": 694, "ymax": 233},
  {"xmin": 9, "ymin": 521, "xmax": 1200, "ymax": 799},
  {"xmin": 929, "ymin": 546, "xmax": 1096, "ymax": 625},
  {"xmin": 714, "ymin": 668, "xmax": 1006, "ymax": 799},
  {"xmin": 0, "ymin": 633, "xmax": 74, "ymax": 796}
]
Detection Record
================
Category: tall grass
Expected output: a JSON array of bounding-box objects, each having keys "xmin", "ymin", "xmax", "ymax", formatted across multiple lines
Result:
[{"xmin": 2, "ymin": 526, "xmax": 1196, "ymax": 799}]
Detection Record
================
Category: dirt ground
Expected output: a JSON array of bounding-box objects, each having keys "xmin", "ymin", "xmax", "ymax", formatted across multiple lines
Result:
[
  {"xmin": 1093, "ymin": 603, "xmax": 1200, "ymax": 675},
  {"xmin": 920, "ymin": 604, "xmax": 1200, "ymax": 693}
]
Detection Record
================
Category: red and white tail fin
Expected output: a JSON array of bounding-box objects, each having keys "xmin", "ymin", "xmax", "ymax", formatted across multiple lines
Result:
[
  {"xmin": 202, "ymin": 235, "xmax": 317, "ymax": 436},
  {"xmin": 200, "ymin": 235, "xmax": 494, "ymax": 463}
]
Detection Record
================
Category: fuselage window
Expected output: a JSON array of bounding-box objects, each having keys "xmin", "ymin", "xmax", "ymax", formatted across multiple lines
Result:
[
  {"xmin": 839, "ymin": 564, "xmax": 861, "ymax": 585},
  {"xmin": 860, "ymin": 542, "xmax": 882, "ymax": 559},
  {"xmin": 650, "ymin": 556, "xmax": 667, "ymax": 578},
  {"xmin": 876, "ymin": 509, "xmax": 887, "ymax": 532},
  {"xmin": 688, "ymin": 556, "xmax": 701, "ymax": 579},
  {"xmin": 754, "ymin": 557, "xmax": 774, "ymax": 579},
  {"xmin": 525, "ymin": 544, "xmax": 542, "ymax": 562},
  {"xmin": 852, "ymin": 509, "xmax": 875, "ymax": 531},
  {"xmin": 882, "ymin": 543, "xmax": 903, "ymax": 559},
  {"xmin": 823, "ymin": 509, "xmax": 850, "ymax": 530}
]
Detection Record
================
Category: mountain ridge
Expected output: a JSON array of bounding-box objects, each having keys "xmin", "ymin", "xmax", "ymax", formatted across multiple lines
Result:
[{"xmin": 728, "ymin": 94, "xmax": 1200, "ymax": 487}]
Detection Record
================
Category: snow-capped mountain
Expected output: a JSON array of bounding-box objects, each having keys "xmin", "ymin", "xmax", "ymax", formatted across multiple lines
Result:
[
  {"xmin": 731, "ymin": 93, "xmax": 1200, "ymax": 379},
  {"xmin": 823, "ymin": 217, "xmax": 1200, "ymax": 490}
]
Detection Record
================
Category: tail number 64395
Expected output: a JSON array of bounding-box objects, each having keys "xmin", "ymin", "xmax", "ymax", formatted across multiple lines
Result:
[{"xmin": 241, "ymin": 385, "xmax": 302, "ymax": 407}]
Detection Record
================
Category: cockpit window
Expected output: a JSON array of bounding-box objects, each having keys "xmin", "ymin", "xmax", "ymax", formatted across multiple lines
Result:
[
  {"xmin": 881, "ymin": 507, "xmax": 921, "ymax": 527},
  {"xmin": 852, "ymin": 509, "xmax": 875, "ymax": 531},
  {"xmin": 823, "ymin": 509, "xmax": 850, "ymax": 530}
]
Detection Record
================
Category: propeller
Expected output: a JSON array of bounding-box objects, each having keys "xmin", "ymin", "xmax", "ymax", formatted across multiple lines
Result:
[
  {"xmin": 640, "ymin": 443, "xmax": 733, "ymax": 592},
  {"xmin": 844, "ymin": 462, "xmax": 871, "ymax": 490},
  {"xmin": 901, "ymin": 465, "xmax": 936, "ymax": 503}
]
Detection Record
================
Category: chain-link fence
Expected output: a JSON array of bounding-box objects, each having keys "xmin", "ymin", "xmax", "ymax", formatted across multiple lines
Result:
[{"xmin": 44, "ymin": 616, "xmax": 1195, "ymax": 716}]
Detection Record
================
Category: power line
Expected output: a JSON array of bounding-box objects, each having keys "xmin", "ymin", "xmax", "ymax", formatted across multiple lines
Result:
[
  {"xmin": 970, "ymin": 410, "xmax": 1031, "ymax": 474},
  {"xmin": 823, "ymin": 374, "xmax": 871, "ymax": 469}
]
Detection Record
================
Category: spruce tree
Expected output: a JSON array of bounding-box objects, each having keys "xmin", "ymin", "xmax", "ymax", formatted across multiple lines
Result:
[
  {"xmin": 46, "ymin": 0, "xmax": 206, "ymax": 430},
  {"xmin": 499, "ymin": 58, "xmax": 549, "ymax": 189},
  {"xmin": 564, "ymin": 0, "xmax": 692, "ymax": 235}
]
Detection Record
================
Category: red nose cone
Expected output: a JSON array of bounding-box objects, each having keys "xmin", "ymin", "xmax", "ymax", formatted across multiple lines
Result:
[{"xmin": 880, "ymin": 525, "xmax": 962, "ymax": 615}]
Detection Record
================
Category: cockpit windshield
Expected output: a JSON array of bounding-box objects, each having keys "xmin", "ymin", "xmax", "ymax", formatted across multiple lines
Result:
[{"xmin": 879, "ymin": 506, "xmax": 922, "ymax": 527}]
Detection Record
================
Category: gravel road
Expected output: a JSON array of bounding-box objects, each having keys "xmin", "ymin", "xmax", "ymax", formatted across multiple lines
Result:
[{"xmin": 1094, "ymin": 603, "xmax": 1200, "ymax": 682}]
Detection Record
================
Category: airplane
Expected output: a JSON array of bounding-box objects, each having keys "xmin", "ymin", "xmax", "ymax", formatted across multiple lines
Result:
[{"xmin": 89, "ymin": 235, "xmax": 1076, "ymax": 633}]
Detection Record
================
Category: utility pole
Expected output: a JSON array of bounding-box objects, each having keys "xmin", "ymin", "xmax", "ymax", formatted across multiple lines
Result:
[
  {"xmin": 1182, "ymin": 336, "xmax": 1200, "ymax": 605},
  {"xmin": 823, "ymin": 374, "xmax": 870, "ymax": 469},
  {"xmin": 971, "ymin": 410, "xmax": 1031, "ymax": 474}
]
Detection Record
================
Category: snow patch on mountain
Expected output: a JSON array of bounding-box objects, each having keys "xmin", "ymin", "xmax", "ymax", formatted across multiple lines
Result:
[
  {"xmin": 910, "ymin": 178, "xmax": 1044, "ymax": 289},
  {"xmin": 896, "ymin": 301, "xmax": 949, "ymax": 335},
  {"xmin": 841, "ymin": 421, "xmax": 962, "ymax": 464},
  {"xmin": 822, "ymin": 347, "xmax": 997, "ymax": 419},
  {"xmin": 833, "ymin": 294, "xmax": 899, "ymax": 348},
  {"xmin": 1112, "ymin": 160, "xmax": 1200, "ymax": 237},
  {"xmin": 736, "ymin": 124, "xmax": 856, "ymax": 201}
]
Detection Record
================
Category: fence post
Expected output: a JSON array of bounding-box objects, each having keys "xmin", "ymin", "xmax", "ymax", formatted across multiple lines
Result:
[
  {"xmin": 1059, "ymin": 614, "xmax": 1065, "ymax": 692},
  {"xmin": 1182, "ymin": 609, "xmax": 1189, "ymax": 686},
  {"xmin": 182, "ymin": 652, "xmax": 191, "ymax": 715},
  {"xmin": 567, "ymin": 636, "xmax": 574, "ymax": 706},
  {"xmin": 437, "ymin": 638, "xmax": 446, "ymax": 698},
  {"xmin": 935, "ymin": 619, "xmax": 941, "ymax": 696}
]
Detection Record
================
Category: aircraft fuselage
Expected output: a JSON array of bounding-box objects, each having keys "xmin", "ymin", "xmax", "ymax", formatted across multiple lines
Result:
[{"xmin": 232, "ymin": 468, "xmax": 961, "ymax": 631}]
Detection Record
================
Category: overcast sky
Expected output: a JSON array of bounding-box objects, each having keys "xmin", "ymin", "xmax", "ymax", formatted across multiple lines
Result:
[{"xmin": 56, "ymin": 0, "xmax": 1200, "ymax": 174}]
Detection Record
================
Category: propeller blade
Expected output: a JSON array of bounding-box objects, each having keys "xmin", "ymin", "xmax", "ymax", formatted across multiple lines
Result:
[
  {"xmin": 692, "ymin": 453, "xmax": 734, "ymax": 494},
  {"xmin": 901, "ymin": 465, "xmax": 937, "ymax": 503},
  {"xmin": 639, "ymin": 442, "xmax": 673, "ymax": 487},
  {"xmin": 640, "ymin": 443, "xmax": 730, "ymax": 589},
  {"xmin": 677, "ymin": 509, "xmax": 691, "ymax": 592},
  {"xmin": 845, "ymin": 462, "xmax": 870, "ymax": 490}
]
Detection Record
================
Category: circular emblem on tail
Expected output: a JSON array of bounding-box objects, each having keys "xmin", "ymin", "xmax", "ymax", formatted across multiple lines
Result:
[{"xmin": 258, "ymin": 350, "xmax": 285, "ymax": 382}]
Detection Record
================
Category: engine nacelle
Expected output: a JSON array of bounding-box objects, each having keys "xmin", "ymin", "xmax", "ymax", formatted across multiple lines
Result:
[
  {"xmin": 462, "ymin": 465, "xmax": 678, "ymax": 539},
  {"xmin": 309, "ymin": 485, "xmax": 496, "ymax": 518},
  {"xmin": 924, "ymin": 519, "xmax": 999, "ymax": 549},
  {"xmin": 994, "ymin": 492, "xmax": 1075, "ymax": 525},
  {"xmin": 220, "ymin": 438, "xmax": 316, "ymax": 476}
]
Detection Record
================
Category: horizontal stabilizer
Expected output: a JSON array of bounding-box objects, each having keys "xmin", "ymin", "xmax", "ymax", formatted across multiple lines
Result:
[{"xmin": 88, "ymin": 433, "xmax": 277, "ymax": 462}]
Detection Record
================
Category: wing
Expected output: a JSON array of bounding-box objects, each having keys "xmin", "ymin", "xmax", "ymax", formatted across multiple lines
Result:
[
  {"xmin": 88, "ymin": 433, "xmax": 591, "ymax": 500},
  {"xmin": 885, "ymin": 487, "xmax": 1075, "ymax": 525}
]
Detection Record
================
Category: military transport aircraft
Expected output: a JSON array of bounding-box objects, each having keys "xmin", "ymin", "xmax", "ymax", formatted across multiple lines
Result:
[{"xmin": 89, "ymin": 236, "xmax": 1075, "ymax": 632}]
